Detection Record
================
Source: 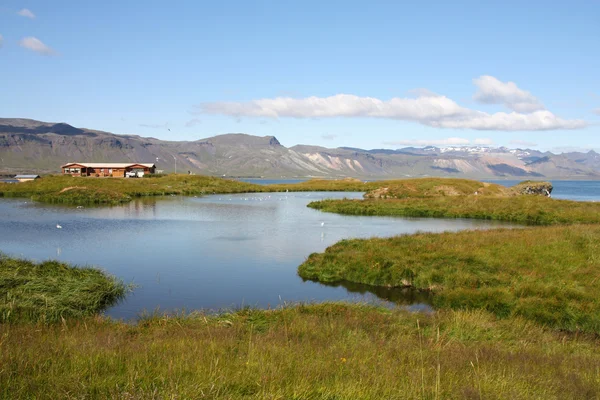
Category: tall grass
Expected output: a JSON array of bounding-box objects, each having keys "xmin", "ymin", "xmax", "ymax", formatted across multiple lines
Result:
[
  {"xmin": 0, "ymin": 253, "xmax": 130, "ymax": 323},
  {"xmin": 299, "ymin": 225, "xmax": 600, "ymax": 333},
  {"xmin": 1, "ymin": 304, "xmax": 599, "ymax": 399}
]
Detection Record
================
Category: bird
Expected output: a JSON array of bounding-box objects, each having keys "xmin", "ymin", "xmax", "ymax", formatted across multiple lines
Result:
[
  {"xmin": 321, "ymin": 222, "xmax": 325, "ymax": 227},
  {"xmin": 56, "ymin": 224, "xmax": 62, "ymax": 229}
]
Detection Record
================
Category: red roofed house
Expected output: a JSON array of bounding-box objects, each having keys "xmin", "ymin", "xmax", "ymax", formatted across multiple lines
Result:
[{"xmin": 61, "ymin": 163, "xmax": 156, "ymax": 178}]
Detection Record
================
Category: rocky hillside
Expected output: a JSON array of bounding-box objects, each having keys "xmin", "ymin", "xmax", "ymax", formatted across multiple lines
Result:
[{"xmin": 1, "ymin": 118, "xmax": 599, "ymax": 179}]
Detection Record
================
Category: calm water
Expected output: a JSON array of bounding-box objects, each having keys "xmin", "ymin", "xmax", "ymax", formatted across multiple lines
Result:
[{"xmin": 0, "ymin": 192, "xmax": 516, "ymax": 319}]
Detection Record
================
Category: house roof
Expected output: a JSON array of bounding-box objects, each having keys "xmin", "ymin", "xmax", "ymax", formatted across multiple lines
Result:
[
  {"xmin": 14, "ymin": 175, "xmax": 40, "ymax": 179},
  {"xmin": 61, "ymin": 163, "xmax": 156, "ymax": 168}
]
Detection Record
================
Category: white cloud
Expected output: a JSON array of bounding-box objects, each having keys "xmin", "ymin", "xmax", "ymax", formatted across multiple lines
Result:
[
  {"xmin": 196, "ymin": 81, "xmax": 586, "ymax": 131},
  {"xmin": 473, "ymin": 75, "xmax": 544, "ymax": 113},
  {"xmin": 426, "ymin": 110, "xmax": 584, "ymax": 131},
  {"xmin": 0, "ymin": 34, "xmax": 3, "ymax": 48},
  {"xmin": 321, "ymin": 134, "xmax": 338, "ymax": 140},
  {"xmin": 185, "ymin": 118, "xmax": 202, "ymax": 128},
  {"xmin": 19, "ymin": 37, "xmax": 56, "ymax": 56},
  {"xmin": 17, "ymin": 8, "xmax": 35, "ymax": 18},
  {"xmin": 199, "ymin": 93, "xmax": 469, "ymax": 121},
  {"xmin": 593, "ymin": 108, "xmax": 600, "ymax": 116},
  {"xmin": 383, "ymin": 138, "xmax": 471, "ymax": 146}
]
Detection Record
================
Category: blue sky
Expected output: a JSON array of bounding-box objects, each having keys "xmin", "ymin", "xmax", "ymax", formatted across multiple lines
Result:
[{"xmin": 0, "ymin": 0, "xmax": 598, "ymax": 152}]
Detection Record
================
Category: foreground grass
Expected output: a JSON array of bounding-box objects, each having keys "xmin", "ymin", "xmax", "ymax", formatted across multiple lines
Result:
[
  {"xmin": 308, "ymin": 195, "xmax": 600, "ymax": 225},
  {"xmin": 0, "ymin": 254, "xmax": 129, "ymax": 323},
  {"xmin": 1, "ymin": 303, "xmax": 599, "ymax": 399},
  {"xmin": 299, "ymin": 225, "xmax": 600, "ymax": 334}
]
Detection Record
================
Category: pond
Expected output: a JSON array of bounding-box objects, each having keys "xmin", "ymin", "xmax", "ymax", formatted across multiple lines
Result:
[{"xmin": 0, "ymin": 192, "xmax": 516, "ymax": 319}]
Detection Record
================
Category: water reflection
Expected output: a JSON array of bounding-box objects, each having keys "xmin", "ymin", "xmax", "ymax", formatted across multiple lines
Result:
[{"xmin": 305, "ymin": 278, "xmax": 434, "ymax": 311}]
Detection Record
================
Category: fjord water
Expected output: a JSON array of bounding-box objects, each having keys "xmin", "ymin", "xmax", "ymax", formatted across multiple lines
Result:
[{"xmin": 0, "ymin": 182, "xmax": 596, "ymax": 319}]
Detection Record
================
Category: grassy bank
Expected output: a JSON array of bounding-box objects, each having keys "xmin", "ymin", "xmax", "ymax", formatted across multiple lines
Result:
[
  {"xmin": 299, "ymin": 225, "xmax": 600, "ymax": 333},
  {"xmin": 2, "ymin": 303, "xmax": 599, "ymax": 399},
  {"xmin": 0, "ymin": 175, "xmax": 518, "ymax": 206},
  {"xmin": 308, "ymin": 196, "xmax": 600, "ymax": 225},
  {"xmin": 0, "ymin": 174, "xmax": 266, "ymax": 205},
  {"xmin": 0, "ymin": 254, "xmax": 129, "ymax": 323}
]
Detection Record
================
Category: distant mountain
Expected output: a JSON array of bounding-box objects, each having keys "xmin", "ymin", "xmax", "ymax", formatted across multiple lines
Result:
[{"xmin": 1, "ymin": 118, "xmax": 599, "ymax": 179}]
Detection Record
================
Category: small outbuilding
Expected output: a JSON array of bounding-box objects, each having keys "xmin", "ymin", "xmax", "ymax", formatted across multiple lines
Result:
[
  {"xmin": 61, "ymin": 163, "xmax": 156, "ymax": 178},
  {"xmin": 14, "ymin": 175, "xmax": 41, "ymax": 182}
]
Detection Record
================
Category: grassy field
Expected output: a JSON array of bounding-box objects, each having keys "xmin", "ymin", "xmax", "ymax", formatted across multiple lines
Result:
[
  {"xmin": 0, "ymin": 175, "xmax": 516, "ymax": 205},
  {"xmin": 308, "ymin": 195, "xmax": 600, "ymax": 225},
  {"xmin": 299, "ymin": 225, "xmax": 600, "ymax": 334},
  {"xmin": 1, "ymin": 303, "xmax": 599, "ymax": 399},
  {"xmin": 0, "ymin": 254, "xmax": 129, "ymax": 323},
  {"xmin": 0, "ymin": 174, "xmax": 267, "ymax": 205}
]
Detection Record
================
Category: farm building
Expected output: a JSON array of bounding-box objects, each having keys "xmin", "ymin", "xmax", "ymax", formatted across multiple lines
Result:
[
  {"xmin": 61, "ymin": 163, "xmax": 156, "ymax": 178},
  {"xmin": 14, "ymin": 175, "xmax": 41, "ymax": 182}
]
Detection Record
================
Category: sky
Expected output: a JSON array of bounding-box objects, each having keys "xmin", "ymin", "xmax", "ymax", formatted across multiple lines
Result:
[{"xmin": 0, "ymin": 0, "xmax": 599, "ymax": 152}]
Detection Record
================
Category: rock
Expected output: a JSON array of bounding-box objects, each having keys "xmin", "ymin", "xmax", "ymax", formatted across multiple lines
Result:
[{"xmin": 511, "ymin": 181, "xmax": 553, "ymax": 196}]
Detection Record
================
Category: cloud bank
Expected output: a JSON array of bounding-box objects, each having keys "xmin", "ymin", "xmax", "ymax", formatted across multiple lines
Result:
[
  {"xmin": 19, "ymin": 37, "xmax": 56, "ymax": 55},
  {"xmin": 196, "ymin": 76, "xmax": 585, "ymax": 131},
  {"xmin": 17, "ymin": 8, "xmax": 35, "ymax": 18}
]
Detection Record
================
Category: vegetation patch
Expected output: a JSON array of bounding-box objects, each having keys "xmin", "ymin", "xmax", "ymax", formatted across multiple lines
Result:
[
  {"xmin": 308, "ymin": 195, "xmax": 600, "ymax": 225},
  {"xmin": 0, "ymin": 254, "xmax": 130, "ymax": 323},
  {"xmin": 0, "ymin": 174, "xmax": 266, "ymax": 205},
  {"xmin": 299, "ymin": 225, "xmax": 600, "ymax": 333},
  {"xmin": 363, "ymin": 178, "xmax": 509, "ymax": 199},
  {"xmin": 2, "ymin": 304, "xmax": 599, "ymax": 399}
]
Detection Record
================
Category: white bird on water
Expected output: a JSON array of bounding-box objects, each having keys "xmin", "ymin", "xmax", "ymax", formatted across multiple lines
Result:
[
  {"xmin": 320, "ymin": 222, "xmax": 325, "ymax": 227},
  {"xmin": 56, "ymin": 224, "xmax": 62, "ymax": 229}
]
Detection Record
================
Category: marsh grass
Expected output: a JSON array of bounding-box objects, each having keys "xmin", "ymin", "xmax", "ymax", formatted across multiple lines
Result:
[
  {"xmin": 0, "ymin": 174, "xmax": 267, "ymax": 205},
  {"xmin": 308, "ymin": 195, "xmax": 600, "ymax": 225},
  {"xmin": 1, "ymin": 175, "xmax": 517, "ymax": 205},
  {"xmin": 1, "ymin": 304, "xmax": 599, "ymax": 399},
  {"xmin": 0, "ymin": 254, "xmax": 130, "ymax": 323},
  {"xmin": 299, "ymin": 225, "xmax": 600, "ymax": 333}
]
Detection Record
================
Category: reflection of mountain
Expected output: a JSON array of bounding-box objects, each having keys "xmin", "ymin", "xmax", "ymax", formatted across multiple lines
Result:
[
  {"xmin": 304, "ymin": 278, "xmax": 433, "ymax": 307},
  {"xmin": 1, "ymin": 118, "xmax": 599, "ymax": 179}
]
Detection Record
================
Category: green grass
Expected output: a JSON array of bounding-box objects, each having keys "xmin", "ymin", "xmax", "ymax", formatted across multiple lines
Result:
[
  {"xmin": 0, "ymin": 174, "xmax": 268, "ymax": 205},
  {"xmin": 299, "ymin": 225, "xmax": 600, "ymax": 333},
  {"xmin": 0, "ymin": 254, "xmax": 130, "ymax": 323},
  {"xmin": 1, "ymin": 303, "xmax": 599, "ymax": 399},
  {"xmin": 1, "ymin": 175, "xmax": 517, "ymax": 205},
  {"xmin": 308, "ymin": 196, "xmax": 600, "ymax": 225}
]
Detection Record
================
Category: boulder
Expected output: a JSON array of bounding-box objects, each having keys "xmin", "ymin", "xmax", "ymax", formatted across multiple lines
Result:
[{"xmin": 511, "ymin": 181, "xmax": 553, "ymax": 196}]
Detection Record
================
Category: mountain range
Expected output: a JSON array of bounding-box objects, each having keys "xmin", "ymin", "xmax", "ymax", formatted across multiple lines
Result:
[{"xmin": 1, "ymin": 118, "xmax": 599, "ymax": 179}]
